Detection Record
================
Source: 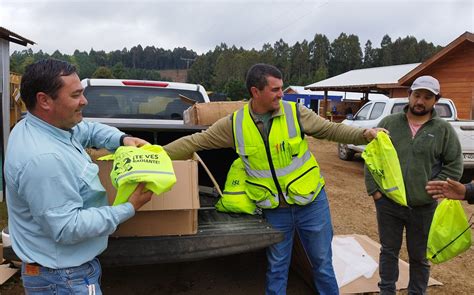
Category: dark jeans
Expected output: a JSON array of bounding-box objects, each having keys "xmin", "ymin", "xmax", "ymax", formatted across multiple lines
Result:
[
  {"xmin": 264, "ymin": 189, "xmax": 338, "ymax": 295},
  {"xmin": 375, "ymin": 196, "xmax": 436, "ymax": 295}
]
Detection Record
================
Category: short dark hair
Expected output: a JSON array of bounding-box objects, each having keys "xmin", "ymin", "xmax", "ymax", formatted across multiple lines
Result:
[
  {"xmin": 407, "ymin": 89, "xmax": 442, "ymax": 101},
  {"xmin": 20, "ymin": 59, "xmax": 77, "ymax": 110},
  {"xmin": 245, "ymin": 63, "xmax": 282, "ymax": 97}
]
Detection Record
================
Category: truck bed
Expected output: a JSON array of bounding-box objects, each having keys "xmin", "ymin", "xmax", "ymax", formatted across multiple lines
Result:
[
  {"xmin": 2, "ymin": 208, "xmax": 283, "ymax": 266},
  {"xmin": 100, "ymin": 209, "xmax": 283, "ymax": 266}
]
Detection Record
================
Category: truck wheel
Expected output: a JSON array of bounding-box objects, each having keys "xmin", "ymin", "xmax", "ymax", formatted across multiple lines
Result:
[{"xmin": 338, "ymin": 143, "xmax": 355, "ymax": 161}]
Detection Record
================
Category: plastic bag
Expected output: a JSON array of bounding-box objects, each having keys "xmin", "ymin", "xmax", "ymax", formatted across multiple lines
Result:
[
  {"xmin": 362, "ymin": 132, "xmax": 407, "ymax": 206},
  {"xmin": 427, "ymin": 199, "xmax": 472, "ymax": 264},
  {"xmin": 99, "ymin": 144, "xmax": 176, "ymax": 205},
  {"xmin": 215, "ymin": 158, "xmax": 257, "ymax": 214}
]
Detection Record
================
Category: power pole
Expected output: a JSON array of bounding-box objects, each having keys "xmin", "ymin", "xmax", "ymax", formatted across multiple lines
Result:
[{"xmin": 180, "ymin": 57, "xmax": 196, "ymax": 69}]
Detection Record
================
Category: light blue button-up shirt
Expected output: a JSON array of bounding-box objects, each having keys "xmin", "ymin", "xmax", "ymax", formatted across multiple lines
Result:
[{"xmin": 4, "ymin": 113, "xmax": 135, "ymax": 268}]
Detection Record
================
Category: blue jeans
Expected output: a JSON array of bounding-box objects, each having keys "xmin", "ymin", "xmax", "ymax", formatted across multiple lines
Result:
[
  {"xmin": 263, "ymin": 189, "xmax": 338, "ymax": 295},
  {"xmin": 375, "ymin": 195, "xmax": 436, "ymax": 295},
  {"xmin": 21, "ymin": 257, "xmax": 102, "ymax": 294}
]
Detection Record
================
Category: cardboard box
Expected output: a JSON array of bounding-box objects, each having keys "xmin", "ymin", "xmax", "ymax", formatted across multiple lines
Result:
[
  {"xmin": 0, "ymin": 243, "xmax": 19, "ymax": 286},
  {"xmin": 95, "ymin": 156, "xmax": 200, "ymax": 237},
  {"xmin": 184, "ymin": 101, "xmax": 248, "ymax": 125},
  {"xmin": 291, "ymin": 234, "xmax": 442, "ymax": 294}
]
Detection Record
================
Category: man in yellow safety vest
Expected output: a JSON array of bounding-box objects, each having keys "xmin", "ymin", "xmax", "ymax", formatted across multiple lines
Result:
[{"xmin": 164, "ymin": 64, "xmax": 382, "ymax": 295}]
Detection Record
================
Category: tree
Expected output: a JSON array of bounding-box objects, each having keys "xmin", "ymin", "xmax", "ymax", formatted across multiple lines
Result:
[
  {"xmin": 92, "ymin": 66, "xmax": 114, "ymax": 78},
  {"xmin": 260, "ymin": 43, "xmax": 274, "ymax": 64},
  {"xmin": 378, "ymin": 34, "xmax": 393, "ymax": 66},
  {"xmin": 224, "ymin": 78, "xmax": 247, "ymax": 101},
  {"xmin": 310, "ymin": 34, "xmax": 330, "ymax": 76},
  {"xmin": 112, "ymin": 62, "xmax": 126, "ymax": 79},
  {"xmin": 363, "ymin": 40, "xmax": 377, "ymax": 68},
  {"xmin": 187, "ymin": 53, "xmax": 214, "ymax": 88},
  {"xmin": 417, "ymin": 40, "xmax": 441, "ymax": 61},
  {"xmin": 329, "ymin": 33, "xmax": 362, "ymax": 76},
  {"xmin": 288, "ymin": 40, "xmax": 311, "ymax": 85},
  {"xmin": 273, "ymin": 39, "xmax": 290, "ymax": 75}
]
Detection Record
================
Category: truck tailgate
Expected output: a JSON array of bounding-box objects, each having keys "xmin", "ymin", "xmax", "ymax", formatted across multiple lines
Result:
[{"xmin": 2, "ymin": 209, "xmax": 283, "ymax": 267}]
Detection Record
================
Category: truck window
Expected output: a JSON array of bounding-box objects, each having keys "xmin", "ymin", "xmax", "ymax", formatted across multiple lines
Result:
[
  {"xmin": 354, "ymin": 103, "xmax": 371, "ymax": 120},
  {"xmin": 369, "ymin": 102, "xmax": 385, "ymax": 119},
  {"xmin": 83, "ymin": 86, "xmax": 205, "ymax": 120},
  {"xmin": 391, "ymin": 102, "xmax": 453, "ymax": 118},
  {"xmin": 434, "ymin": 104, "xmax": 452, "ymax": 118},
  {"xmin": 391, "ymin": 103, "xmax": 405, "ymax": 114}
]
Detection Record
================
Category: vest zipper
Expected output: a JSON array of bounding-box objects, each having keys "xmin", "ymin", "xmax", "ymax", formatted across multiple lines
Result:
[
  {"xmin": 253, "ymin": 117, "xmax": 285, "ymax": 201},
  {"xmin": 285, "ymin": 165, "xmax": 317, "ymax": 195}
]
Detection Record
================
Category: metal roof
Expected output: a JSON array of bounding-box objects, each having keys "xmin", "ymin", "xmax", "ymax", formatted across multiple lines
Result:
[
  {"xmin": 305, "ymin": 63, "xmax": 420, "ymax": 91},
  {"xmin": 284, "ymin": 86, "xmax": 316, "ymax": 95},
  {"xmin": 284, "ymin": 85, "xmax": 388, "ymax": 100},
  {"xmin": 0, "ymin": 27, "xmax": 35, "ymax": 46}
]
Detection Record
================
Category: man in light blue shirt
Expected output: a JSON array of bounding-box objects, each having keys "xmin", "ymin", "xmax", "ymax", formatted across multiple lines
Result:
[{"xmin": 4, "ymin": 59, "xmax": 153, "ymax": 294}]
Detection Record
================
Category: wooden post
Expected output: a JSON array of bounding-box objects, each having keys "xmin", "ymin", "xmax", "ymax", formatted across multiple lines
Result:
[{"xmin": 322, "ymin": 90, "xmax": 328, "ymax": 119}]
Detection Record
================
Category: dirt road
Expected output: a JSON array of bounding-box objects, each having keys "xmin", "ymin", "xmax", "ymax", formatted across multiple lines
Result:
[{"xmin": 1, "ymin": 139, "xmax": 473, "ymax": 294}]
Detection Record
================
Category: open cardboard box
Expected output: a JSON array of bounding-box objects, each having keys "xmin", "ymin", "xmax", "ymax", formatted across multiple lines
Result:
[
  {"xmin": 0, "ymin": 243, "xmax": 19, "ymax": 285},
  {"xmin": 93, "ymin": 151, "xmax": 200, "ymax": 237},
  {"xmin": 291, "ymin": 234, "xmax": 442, "ymax": 294},
  {"xmin": 183, "ymin": 101, "xmax": 248, "ymax": 126}
]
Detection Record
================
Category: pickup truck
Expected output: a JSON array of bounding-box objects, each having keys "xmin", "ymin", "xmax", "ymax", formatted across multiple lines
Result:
[
  {"xmin": 337, "ymin": 97, "xmax": 474, "ymax": 182},
  {"xmin": 2, "ymin": 79, "xmax": 283, "ymax": 267}
]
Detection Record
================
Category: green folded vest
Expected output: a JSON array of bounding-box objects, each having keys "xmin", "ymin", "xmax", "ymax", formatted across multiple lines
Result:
[
  {"xmin": 215, "ymin": 158, "xmax": 257, "ymax": 215},
  {"xmin": 99, "ymin": 144, "xmax": 176, "ymax": 205},
  {"xmin": 362, "ymin": 132, "xmax": 407, "ymax": 207}
]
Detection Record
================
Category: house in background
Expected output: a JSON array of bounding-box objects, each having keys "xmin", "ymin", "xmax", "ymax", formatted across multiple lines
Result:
[
  {"xmin": 398, "ymin": 32, "xmax": 473, "ymax": 119},
  {"xmin": 305, "ymin": 31, "xmax": 473, "ymax": 119},
  {"xmin": 285, "ymin": 86, "xmax": 388, "ymax": 121},
  {"xmin": 283, "ymin": 86, "xmax": 342, "ymax": 114},
  {"xmin": 305, "ymin": 63, "xmax": 419, "ymax": 118}
]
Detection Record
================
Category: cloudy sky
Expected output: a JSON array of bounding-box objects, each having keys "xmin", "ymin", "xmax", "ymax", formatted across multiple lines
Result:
[{"xmin": 1, "ymin": 0, "xmax": 473, "ymax": 55}]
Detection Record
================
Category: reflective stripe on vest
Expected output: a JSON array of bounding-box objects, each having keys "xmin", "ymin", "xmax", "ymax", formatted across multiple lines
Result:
[
  {"xmin": 234, "ymin": 101, "xmax": 300, "ymax": 174},
  {"xmin": 233, "ymin": 100, "xmax": 324, "ymax": 208}
]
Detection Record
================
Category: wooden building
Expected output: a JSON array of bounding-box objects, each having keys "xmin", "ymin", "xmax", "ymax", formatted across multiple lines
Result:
[
  {"xmin": 399, "ymin": 32, "xmax": 474, "ymax": 119},
  {"xmin": 306, "ymin": 32, "xmax": 474, "ymax": 119}
]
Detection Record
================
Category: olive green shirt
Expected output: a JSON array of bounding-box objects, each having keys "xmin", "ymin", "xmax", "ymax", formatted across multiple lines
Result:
[
  {"xmin": 364, "ymin": 107, "xmax": 463, "ymax": 206},
  {"xmin": 164, "ymin": 100, "xmax": 369, "ymax": 160}
]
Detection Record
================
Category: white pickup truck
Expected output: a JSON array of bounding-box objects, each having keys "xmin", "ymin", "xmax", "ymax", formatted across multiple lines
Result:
[
  {"xmin": 338, "ymin": 97, "xmax": 474, "ymax": 181},
  {"xmin": 3, "ymin": 78, "xmax": 285, "ymax": 267}
]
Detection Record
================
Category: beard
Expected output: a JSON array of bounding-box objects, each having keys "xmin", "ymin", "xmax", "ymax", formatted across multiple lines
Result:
[{"xmin": 409, "ymin": 104, "xmax": 432, "ymax": 116}]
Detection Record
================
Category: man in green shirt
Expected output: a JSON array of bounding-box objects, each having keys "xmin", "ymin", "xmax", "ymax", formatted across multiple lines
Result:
[{"xmin": 365, "ymin": 76, "xmax": 463, "ymax": 294}]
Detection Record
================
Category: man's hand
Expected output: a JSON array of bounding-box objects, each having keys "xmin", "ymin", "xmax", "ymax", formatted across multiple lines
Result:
[
  {"xmin": 426, "ymin": 178, "xmax": 466, "ymax": 200},
  {"xmin": 128, "ymin": 183, "xmax": 153, "ymax": 211},
  {"xmin": 123, "ymin": 136, "xmax": 149, "ymax": 147},
  {"xmin": 363, "ymin": 128, "xmax": 389, "ymax": 142},
  {"xmin": 372, "ymin": 191, "xmax": 382, "ymax": 201}
]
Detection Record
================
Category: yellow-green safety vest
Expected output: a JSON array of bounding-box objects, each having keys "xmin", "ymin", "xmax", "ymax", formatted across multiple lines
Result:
[
  {"xmin": 215, "ymin": 158, "xmax": 258, "ymax": 214},
  {"xmin": 362, "ymin": 132, "xmax": 407, "ymax": 206},
  {"xmin": 99, "ymin": 144, "xmax": 176, "ymax": 205},
  {"xmin": 232, "ymin": 100, "xmax": 325, "ymax": 209}
]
